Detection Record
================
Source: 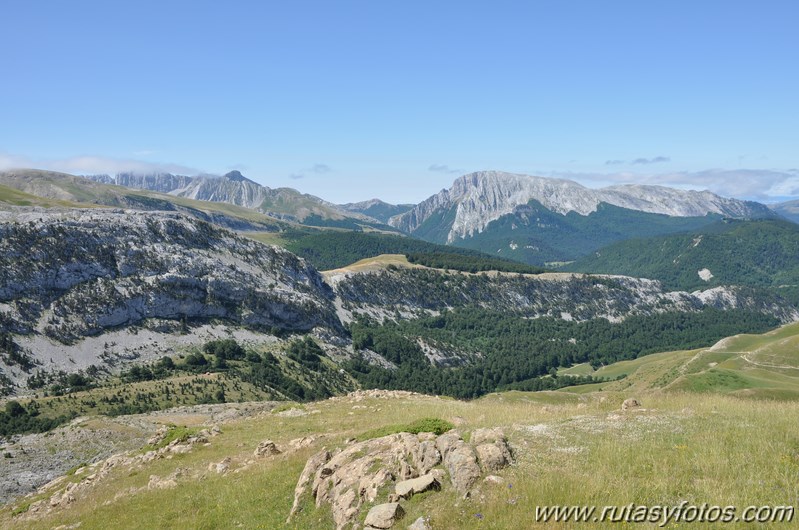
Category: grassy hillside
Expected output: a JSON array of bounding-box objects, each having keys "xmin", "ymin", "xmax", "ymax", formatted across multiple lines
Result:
[
  {"xmin": 560, "ymin": 320, "xmax": 799, "ymax": 400},
  {"xmin": 564, "ymin": 218, "xmax": 799, "ymax": 292},
  {"xmin": 5, "ymin": 325, "xmax": 799, "ymax": 528},
  {"xmin": 3, "ymin": 391, "xmax": 798, "ymax": 528},
  {"xmin": 0, "ymin": 184, "xmax": 96, "ymax": 209}
]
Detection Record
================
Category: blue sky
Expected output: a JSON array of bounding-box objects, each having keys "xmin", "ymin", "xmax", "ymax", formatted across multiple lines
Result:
[{"xmin": 1, "ymin": 1, "xmax": 797, "ymax": 203}]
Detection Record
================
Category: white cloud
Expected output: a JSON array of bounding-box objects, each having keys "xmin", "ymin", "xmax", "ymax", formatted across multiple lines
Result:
[
  {"xmin": 0, "ymin": 153, "xmax": 31, "ymax": 170},
  {"xmin": 634, "ymin": 156, "xmax": 670, "ymax": 165},
  {"xmin": 0, "ymin": 152, "xmax": 199, "ymax": 176},
  {"xmin": 549, "ymin": 168, "xmax": 799, "ymax": 201},
  {"xmin": 429, "ymin": 164, "xmax": 463, "ymax": 174},
  {"xmin": 311, "ymin": 163, "xmax": 332, "ymax": 174}
]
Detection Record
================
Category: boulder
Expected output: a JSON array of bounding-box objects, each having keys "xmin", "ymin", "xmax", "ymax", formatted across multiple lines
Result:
[
  {"xmin": 208, "ymin": 457, "xmax": 231, "ymax": 474},
  {"xmin": 434, "ymin": 431, "xmax": 462, "ymax": 460},
  {"xmin": 168, "ymin": 444, "xmax": 192, "ymax": 455},
  {"xmin": 470, "ymin": 427, "xmax": 506, "ymax": 446},
  {"xmin": 288, "ymin": 436, "xmax": 317, "ymax": 450},
  {"xmin": 476, "ymin": 443, "xmax": 510, "ymax": 473},
  {"xmin": 254, "ymin": 440, "xmax": 281, "ymax": 457},
  {"xmin": 413, "ymin": 440, "xmax": 441, "ymax": 474},
  {"xmin": 395, "ymin": 472, "xmax": 441, "ymax": 499},
  {"xmin": 621, "ymin": 398, "xmax": 641, "ymax": 411},
  {"xmin": 408, "ymin": 516, "xmax": 432, "ymax": 530},
  {"xmin": 288, "ymin": 449, "xmax": 331, "ymax": 519},
  {"xmin": 444, "ymin": 443, "xmax": 481, "ymax": 495},
  {"xmin": 147, "ymin": 475, "xmax": 177, "ymax": 490},
  {"xmin": 364, "ymin": 502, "xmax": 405, "ymax": 529}
]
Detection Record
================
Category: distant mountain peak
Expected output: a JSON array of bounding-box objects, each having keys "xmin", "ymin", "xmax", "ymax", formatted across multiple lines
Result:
[
  {"xmin": 222, "ymin": 170, "xmax": 252, "ymax": 183},
  {"xmin": 339, "ymin": 198, "xmax": 415, "ymax": 224},
  {"xmin": 391, "ymin": 171, "xmax": 773, "ymax": 243}
]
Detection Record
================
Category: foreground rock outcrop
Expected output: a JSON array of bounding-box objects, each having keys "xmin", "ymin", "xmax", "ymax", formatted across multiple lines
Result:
[{"xmin": 289, "ymin": 428, "xmax": 513, "ymax": 529}]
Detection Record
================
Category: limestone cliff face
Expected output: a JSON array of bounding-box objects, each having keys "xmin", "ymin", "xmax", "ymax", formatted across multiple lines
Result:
[
  {"xmin": 329, "ymin": 268, "xmax": 798, "ymax": 325},
  {"xmin": 167, "ymin": 172, "xmax": 272, "ymax": 210},
  {"xmin": 390, "ymin": 171, "xmax": 772, "ymax": 242},
  {"xmin": 0, "ymin": 209, "xmax": 339, "ymax": 344},
  {"xmin": 110, "ymin": 171, "xmax": 271, "ymax": 210},
  {"xmin": 115, "ymin": 172, "xmax": 196, "ymax": 194}
]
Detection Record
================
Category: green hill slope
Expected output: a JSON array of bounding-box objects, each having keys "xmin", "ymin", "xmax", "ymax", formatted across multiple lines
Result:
[
  {"xmin": 561, "ymin": 320, "xmax": 799, "ymax": 400},
  {"xmin": 564, "ymin": 218, "xmax": 799, "ymax": 292},
  {"xmin": 4, "ymin": 379, "xmax": 799, "ymax": 528},
  {"xmin": 448, "ymin": 201, "xmax": 726, "ymax": 266}
]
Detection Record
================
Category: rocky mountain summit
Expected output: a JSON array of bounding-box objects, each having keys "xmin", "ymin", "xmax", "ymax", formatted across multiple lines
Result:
[
  {"xmin": 122, "ymin": 170, "xmax": 269, "ymax": 210},
  {"xmin": 390, "ymin": 171, "xmax": 772, "ymax": 243}
]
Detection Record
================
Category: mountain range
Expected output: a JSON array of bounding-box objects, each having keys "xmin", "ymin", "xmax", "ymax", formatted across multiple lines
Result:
[
  {"xmin": 387, "ymin": 171, "xmax": 775, "ymax": 265},
  {"xmin": 4, "ymin": 167, "xmax": 795, "ymax": 271},
  {"xmin": 3, "ymin": 165, "xmax": 799, "ymax": 524},
  {"xmin": 389, "ymin": 170, "xmax": 771, "ymax": 239},
  {"xmin": 84, "ymin": 170, "xmax": 388, "ymax": 229},
  {"xmin": 2, "ymin": 167, "xmax": 796, "ymax": 394}
]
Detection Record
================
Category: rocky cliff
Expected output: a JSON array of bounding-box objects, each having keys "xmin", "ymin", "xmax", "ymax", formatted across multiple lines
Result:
[
  {"xmin": 0, "ymin": 210, "xmax": 339, "ymax": 369},
  {"xmin": 328, "ymin": 268, "xmax": 798, "ymax": 325}
]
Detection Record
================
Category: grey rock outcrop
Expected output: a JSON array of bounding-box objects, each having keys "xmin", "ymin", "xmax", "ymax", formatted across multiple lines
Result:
[
  {"xmin": 472, "ymin": 428, "xmax": 513, "ymax": 473},
  {"xmin": 364, "ymin": 502, "xmax": 405, "ymax": 529},
  {"xmin": 288, "ymin": 449, "xmax": 331, "ymax": 520},
  {"xmin": 443, "ymin": 443, "xmax": 481, "ymax": 495},
  {"xmin": 253, "ymin": 440, "xmax": 281, "ymax": 457},
  {"xmin": 394, "ymin": 472, "xmax": 442, "ymax": 500},
  {"xmin": 289, "ymin": 429, "xmax": 513, "ymax": 529},
  {"xmin": 333, "ymin": 267, "xmax": 798, "ymax": 332},
  {"xmin": 407, "ymin": 516, "xmax": 432, "ymax": 530}
]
